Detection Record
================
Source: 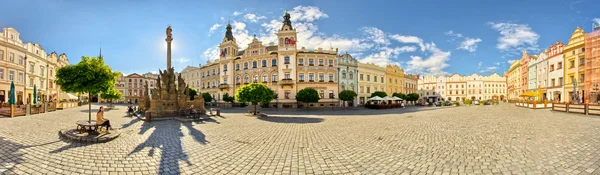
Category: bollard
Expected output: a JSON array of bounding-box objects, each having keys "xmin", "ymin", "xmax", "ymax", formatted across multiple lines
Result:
[{"xmin": 145, "ymin": 111, "xmax": 152, "ymax": 122}]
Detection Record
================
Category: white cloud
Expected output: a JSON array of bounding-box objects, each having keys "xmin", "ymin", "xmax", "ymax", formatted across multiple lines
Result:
[
  {"xmin": 208, "ymin": 23, "xmax": 221, "ymax": 36},
  {"xmin": 494, "ymin": 62, "xmax": 501, "ymax": 66},
  {"xmin": 389, "ymin": 34, "xmax": 422, "ymax": 44},
  {"xmin": 406, "ymin": 46, "xmax": 451, "ymax": 76},
  {"xmin": 233, "ymin": 11, "xmax": 242, "ymax": 16},
  {"xmin": 203, "ymin": 47, "xmax": 220, "ymax": 61},
  {"xmin": 362, "ymin": 27, "xmax": 389, "ymax": 45},
  {"xmin": 360, "ymin": 46, "xmax": 417, "ymax": 67},
  {"xmin": 457, "ymin": 37, "xmax": 482, "ymax": 52},
  {"xmin": 594, "ymin": 18, "xmax": 600, "ymax": 26},
  {"xmin": 444, "ymin": 30, "xmax": 463, "ymax": 38},
  {"xmin": 489, "ymin": 22, "xmax": 539, "ymax": 52},
  {"xmin": 244, "ymin": 13, "xmax": 266, "ymax": 23},
  {"xmin": 507, "ymin": 60, "xmax": 516, "ymax": 64},
  {"xmin": 479, "ymin": 66, "xmax": 498, "ymax": 73},
  {"xmin": 176, "ymin": 57, "xmax": 190, "ymax": 63},
  {"xmin": 288, "ymin": 6, "xmax": 329, "ymax": 22}
]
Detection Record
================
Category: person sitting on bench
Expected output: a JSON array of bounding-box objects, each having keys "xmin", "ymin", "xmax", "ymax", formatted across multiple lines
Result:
[
  {"xmin": 127, "ymin": 104, "xmax": 134, "ymax": 115},
  {"xmin": 97, "ymin": 106, "xmax": 114, "ymax": 134}
]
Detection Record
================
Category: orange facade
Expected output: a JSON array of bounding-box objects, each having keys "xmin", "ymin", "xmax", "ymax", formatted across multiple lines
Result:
[
  {"xmin": 584, "ymin": 29, "xmax": 600, "ymax": 103},
  {"xmin": 520, "ymin": 50, "xmax": 531, "ymax": 94}
]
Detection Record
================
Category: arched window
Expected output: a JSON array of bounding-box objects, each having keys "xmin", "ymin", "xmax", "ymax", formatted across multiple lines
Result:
[
  {"xmin": 262, "ymin": 60, "xmax": 267, "ymax": 67},
  {"xmin": 252, "ymin": 61, "xmax": 257, "ymax": 68},
  {"xmin": 244, "ymin": 62, "xmax": 248, "ymax": 69},
  {"xmin": 253, "ymin": 75, "xmax": 258, "ymax": 82},
  {"xmin": 262, "ymin": 74, "xmax": 267, "ymax": 82},
  {"xmin": 236, "ymin": 76, "xmax": 241, "ymax": 84},
  {"xmin": 272, "ymin": 59, "xmax": 277, "ymax": 66},
  {"xmin": 244, "ymin": 75, "xmax": 249, "ymax": 83},
  {"xmin": 272, "ymin": 73, "xmax": 278, "ymax": 81}
]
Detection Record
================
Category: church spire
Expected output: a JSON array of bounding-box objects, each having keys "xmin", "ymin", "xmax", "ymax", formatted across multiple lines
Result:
[
  {"xmin": 98, "ymin": 42, "xmax": 103, "ymax": 60},
  {"xmin": 224, "ymin": 21, "xmax": 235, "ymax": 42},
  {"xmin": 281, "ymin": 10, "xmax": 293, "ymax": 30}
]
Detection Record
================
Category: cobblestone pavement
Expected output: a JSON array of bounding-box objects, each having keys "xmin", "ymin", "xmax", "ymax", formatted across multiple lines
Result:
[{"xmin": 2, "ymin": 103, "xmax": 600, "ymax": 175}]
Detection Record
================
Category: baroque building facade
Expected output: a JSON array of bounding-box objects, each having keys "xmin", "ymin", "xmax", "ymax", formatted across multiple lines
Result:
[
  {"xmin": 385, "ymin": 65, "xmax": 404, "ymax": 96},
  {"xmin": 506, "ymin": 60, "xmax": 521, "ymax": 100},
  {"xmin": 547, "ymin": 42, "xmax": 565, "ymax": 102},
  {"xmin": 111, "ymin": 72, "xmax": 158, "ymax": 103},
  {"xmin": 564, "ymin": 27, "xmax": 586, "ymax": 103},
  {"xmin": 180, "ymin": 65, "xmax": 201, "ymax": 91},
  {"xmin": 198, "ymin": 12, "xmax": 340, "ymax": 108},
  {"xmin": 357, "ymin": 62, "xmax": 386, "ymax": 105},
  {"xmin": 337, "ymin": 53, "xmax": 358, "ymax": 106},
  {"xmin": 418, "ymin": 73, "xmax": 507, "ymax": 102},
  {"xmin": 584, "ymin": 26, "xmax": 600, "ymax": 103},
  {"xmin": 404, "ymin": 74, "xmax": 418, "ymax": 94},
  {"xmin": 0, "ymin": 27, "xmax": 69, "ymax": 104}
]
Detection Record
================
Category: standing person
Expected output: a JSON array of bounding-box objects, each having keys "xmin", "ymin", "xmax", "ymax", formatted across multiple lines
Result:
[{"xmin": 96, "ymin": 106, "xmax": 114, "ymax": 134}]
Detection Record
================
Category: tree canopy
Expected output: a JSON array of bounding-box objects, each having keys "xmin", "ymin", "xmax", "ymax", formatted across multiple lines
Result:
[
  {"xmin": 296, "ymin": 88, "xmax": 320, "ymax": 104},
  {"xmin": 235, "ymin": 83, "xmax": 274, "ymax": 114},
  {"xmin": 392, "ymin": 92, "xmax": 407, "ymax": 100},
  {"xmin": 100, "ymin": 87, "xmax": 122, "ymax": 101},
  {"xmin": 55, "ymin": 56, "xmax": 119, "ymax": 95},
  {"xmin": 187, "ymin": 87, "xmax": 198, "ymax": 100},
  {"xmin": 339, "ymin": 90, "xmax": 357, "ymax": 107},
  {"xmin": 223, "ymin": 93, "xmax": 235, "ymax": 103},
  {"xmin": 407, "ymin": 93, "xmax": 420, "ymax": 102},
  {"xmin": 201, "ymin": 92, "xmax": 213, "ymax": 103},
  {"xmin": 370, "ymin": 91, "xmax": 388, "ymax": 98},
  {"xmin": 55, "ymin": 56, "xmax": 119, "ymax": 122}
]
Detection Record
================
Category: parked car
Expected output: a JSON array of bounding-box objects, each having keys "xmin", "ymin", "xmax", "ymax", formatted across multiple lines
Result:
[
  {"xmin": 445, "ymin": 101, "xmax": 451, "ymax": 106},
  {"xmin": 434, "ymin": 101, "xmax": 442, "ymax": 106},
  {"xmin": 473, "ymin": 100, "xmax": 479, "ymax": 105},
  {"xmin": 485, "ymin": 100, "xmax": 491, "ymax": 105}
]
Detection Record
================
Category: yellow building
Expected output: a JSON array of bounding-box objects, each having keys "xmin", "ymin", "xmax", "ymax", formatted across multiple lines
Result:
[
  {"xmin": 564, "ymin": 27, "xmax": 586, "ymax": 103},
  {"xmin": 506, "ymin": 60, "xmax": 521, "ymax": 100},
  {"xmin": 358, "ymin": 62, "xmax": 386, "ymax": 105},
  {"xmin": 181, "ymin": 65, "xmax": 201, "ymax": 91},
  {"xmin": 385, "ymin": 64, "xmax": 404, "ymax": 96},
  {"xmin": 0, "ymin": 27, "xmax": 69, "ymax": 104},
  {"xmin": 404, "ymin": 74, "xmax": 418, "ymax": 94},
  {"xmin": 198, "ymin": 11, "xmax": 339, "ymax": 108}
]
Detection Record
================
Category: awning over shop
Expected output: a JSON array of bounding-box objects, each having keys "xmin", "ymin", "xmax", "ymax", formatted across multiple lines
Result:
[
  {"xmin": 519, "ymin": 91, "xmax": 538, "ymax": 97},
  {"xmin": 59, "ymin": 93, "xmax": 78, "ymax": 100}
]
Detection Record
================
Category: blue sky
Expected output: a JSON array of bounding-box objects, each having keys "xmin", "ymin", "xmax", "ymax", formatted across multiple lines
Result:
[{"xmin": 1, "ymin": 0, "xmax": 599, "ymax": 76}]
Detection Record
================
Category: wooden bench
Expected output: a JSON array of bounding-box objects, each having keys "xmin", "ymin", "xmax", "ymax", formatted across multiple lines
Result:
[
  {"xmin": 76, "ymin": 120, "xmax": 101, "ymax": 133},
  {"xmin": 248, "ymin": 110, "xmax": 260, "ymax": 115}
]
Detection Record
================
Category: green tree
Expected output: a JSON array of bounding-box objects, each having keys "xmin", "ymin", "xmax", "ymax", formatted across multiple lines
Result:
[
  {"xmin": 235, "ymin": 83, "xmax": 274, "ymax": 115},
  {"xmin": 55, "ymin": 56, "xmax": 120, "ymax": 122},
  {"xmin": 392, "ymin": 92, "xmax": 407, "ymax": 100},
  {"xmin": 338, "ymin": 90, "xmax": 357, "ymax": 107},
  {"xmin": 100, "ymin": 87, "xmax": 122, "ymax": 108},
  {"xmin": 296, "ymin": 88, "xmax": 320, "ymax": 109},
  {"xmin": 370, "ymin": 91, "xmax": 388, "ymax": 98},
  {"xmin": 223, "ymin": 93, "xmax": 235, "ymax": 106},
  {"xmin": 407, "ymin": 93, "xmax": 420, "ymax": 103},
  {"xmin": 201, "ymin": 92, "xmax": 213, "ymax": 104},
  {"xmin": 187, "ymin": 87, "xmax": 198, "ymax": 100}
]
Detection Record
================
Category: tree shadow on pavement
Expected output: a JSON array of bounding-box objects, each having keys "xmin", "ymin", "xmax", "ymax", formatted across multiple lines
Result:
[
  {"xmin": 0, "ymin": 137, "xmax": 60, "ymax": 173},
  {"xmin": 128, "ymin": 120, "xmax": 193, "ymax": 174},
  {"xmin": 181, "ymin": 122, "xmax": 209, "ymax": 144},
  {"xmin": 258, "ymin": 116, "xmax": 324, "ymax": 124},
  {"xmin": 49, "ymin": 137, "xmax": 91, "ymax": 154}
]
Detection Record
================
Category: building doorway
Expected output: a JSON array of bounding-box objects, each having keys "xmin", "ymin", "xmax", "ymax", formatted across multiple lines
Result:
[
  {"xmin": 91, "ymin": 95, "xmax": 99, "ymax": 103},
  {"xmin": 0, "ymin": 90, "xmax": 4, "ymax": 102},
  {"xmin": 500, "ymin": 95, "xmax": 505, "ymax": 101}
]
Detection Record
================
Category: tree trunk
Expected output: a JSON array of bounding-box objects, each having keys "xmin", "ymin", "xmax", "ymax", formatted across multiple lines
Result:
[
  {"xmin": 88, "ymin": 92, "xmax": 92, "ymax": 123},
  {"xmin": 254, "ymin": 104, "xmax": 257, "ymax": 115}
]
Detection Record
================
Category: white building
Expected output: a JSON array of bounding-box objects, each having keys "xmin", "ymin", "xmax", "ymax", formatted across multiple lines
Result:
[{"xmin": 547, "ymin": 41, "xmax": 565, "ymax": 102}]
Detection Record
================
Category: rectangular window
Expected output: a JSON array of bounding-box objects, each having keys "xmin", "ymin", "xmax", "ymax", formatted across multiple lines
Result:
[
  {"xmin": 319, "ymin": 59, "xmax": 324, "ymax": 66},
  {"xmin": 284, "ymin": 72, "xmax": 290, "ymax": 79},
  {"xmin": 0, "ymin": 50, "xmax": 3, "ymax": 60},
  {"xmin": 550, "ymin": 65, "xmax": 554, "ymax": 71},
  {"xmin": 570, "ymin": 76, "xmax": 575, "ymax": 84},
  {"xmin": 381, "ymin": 77, "xmax": 384, "ymax": 83},
  {"xmin": 570, "ymin": 60, "xmax": 575, "ymax": 68},
  {"xmin": 30, "ymin": 65, "xmax": 34, "ymax": 73},
  {"xmin": 40, "ymin": 67, "xmax": 44, "ymax": 76},
  {"xmin": 299, "ymin": 58, "xmax": 304, "ymax": 65},
  {"xmin": 319, "ymin": 73, "xmax": 324, "ymax": 81},
  {"xmin": 309, "ymin": 73, "xmax": 314, "ymax": 81},
  {"xmin": 18, "ymin": 73, "xmax": 23, "ymax": 83},
  {"xmin": 329, "ymin": 74, "xmax": 333, "ymax": 81},
  {"xmin": 223, "ymin": 78, "xmax": 228, "ymax": 84},
  {"xmin": 285, "ymin": 90, "xmax": 291, "ymax": 99},
  {"xmin": 223, "ymin": 65, "xmax": 228, "ymax": 71},
  {"xmin": 262, "ymin": 60, "xmax": 267, "ymax": 67},
  {"xmin": 328, "ymin": 60, "xmax": 333, "ymax": 66},
  {"xmin": 309, "ymin": 59, "xmax": 314, "ymax": 65},
  {"xmin": 367, "ymin": 75, "xmax": 370, "ymax": 81},
  {"xmin": 299, "ymin": 73, "xmax": 304, "ymax": 81},
  {"xmin": 580, "ymin": 74, "xmax": 585, "ymax": 82},
  {"xmin": 551, "ymin": 79, "xmax": 555, "ymax": 86},
  {"xmin": 9, "ymin": 53, "xmax": 14, "ymax": 62},
  {"xmin": 367, "ymin": 87, "xmax": 370, "ymax": 93},
  {"xmin": 349, "ymin": 73, "xmax": 353, "ymax": 79},
  {"xmin": 319, "ymin": 90, "xmax": 324, "ymax": 99},
  {"xmin": 253, "ymin": 62, "xmax": 257, "ymax": 68},
  {"xmin": 329, "ymin": 90, "xmax": 334, "ymax": 99},
  {"xmin": 236, "ymin": 64, "xmax": 240, "ymax": 70},
  {"xmin": 0, "ymin": 69, "xmax": 3, "ymax": 80},
  {"xmin": 18, "ymin": 56, "xmax": 23, "ymax": 65},
  {"xmin": 8, "ymin": 71, "xmax": 14, "ymax": 81},
  {"xmin": 284, "ymin": 57, "xmax": 290, "ymax": 64},
  {"xmin": 580, "ymin": 58, "xmax": 585, "ymax": 65},
  {"xmin": 374, "ymin": 76, "xmax": 377, "ymax": 82},
  {"xmin": 558, "ymin": 62, "xmax": 562, "ymax": 69},
  {"xmin": 559, "ymin": 77, "xmax": 563, "ymax": 86}
]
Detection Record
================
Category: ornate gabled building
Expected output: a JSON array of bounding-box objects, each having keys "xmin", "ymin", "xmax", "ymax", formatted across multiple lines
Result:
[
  {"xmin": 547, "ymin": 41, "xmax": 565, "ymax": 102},
  {"xmin": 337, "ymin": 53, "xmax": 358, "ymax": 106},
  {"xmin": 564, "ymin": 27, "xmax": 586, "ymax": 103},
  {"xmin": 506, "ymin": 60, "xmax": 521, "ymax": 100},
  {"xmin": 418, "ymin": 73, "xmax": 507, "ymax": 102},
  {"xmin": 198, "ymin": 11, "xmax": 340, "ymax": 108},
  {"xmin": 385, "ymin": 64, "xmax": 404, "ymax": 96}
]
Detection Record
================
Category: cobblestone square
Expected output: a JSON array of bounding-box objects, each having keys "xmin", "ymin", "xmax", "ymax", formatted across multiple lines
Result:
[{"xmin": 1, "ymin": 104, "xmax": 600, "ymax": 174}]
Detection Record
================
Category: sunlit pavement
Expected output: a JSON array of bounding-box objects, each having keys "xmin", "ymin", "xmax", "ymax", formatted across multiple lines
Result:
[{"xmin": 1, "ymin": 103, "xmax": 600, "ymax": 174}]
